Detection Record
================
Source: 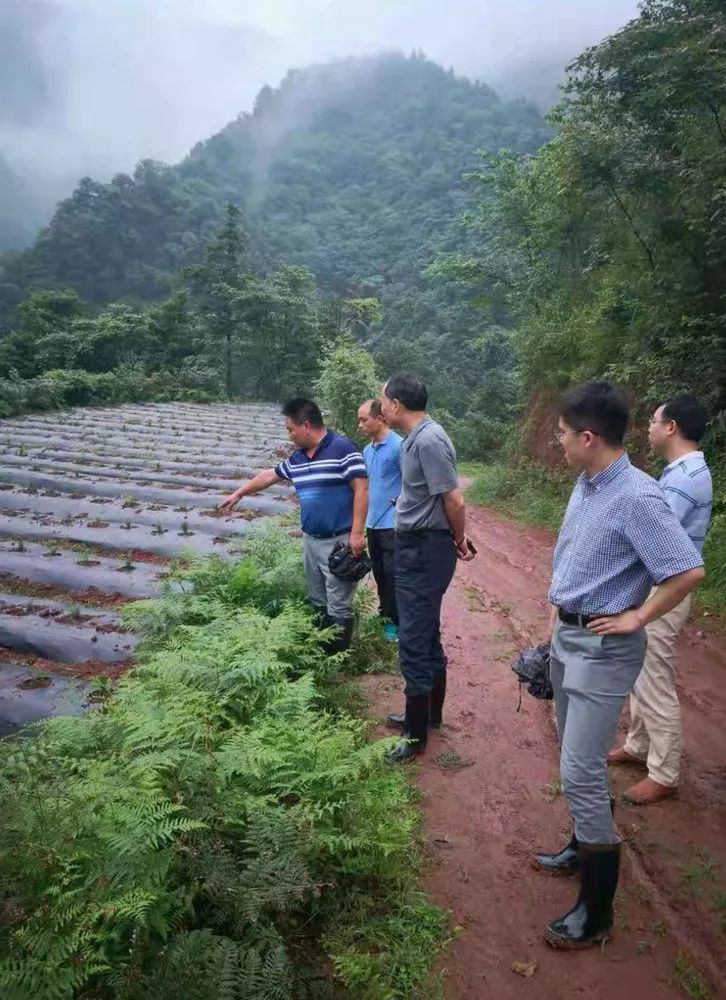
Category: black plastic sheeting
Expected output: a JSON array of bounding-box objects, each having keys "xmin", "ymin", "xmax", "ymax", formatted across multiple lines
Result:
[
  {"xmin": 0, "ymin": 659, "xmax": 90, "ymax": 737},
  {"xmin": 0, "ymin": 542, "xmax": 164, "ymax": 598},
  {"xmin": 0, "ymin": 512, "xmax": 237, "ymax": 559},
  {"xmin": 0, "ymin": 455, "xmax": 292, "ymax": 502},
  {"xmin": 0, "ymin": 611, "xmax": 136, "ymax": 663},
  {"xmin": 0, "ymin": 468, "xmax": 290, "ymax": 514},
  {"xmin": 0, "ymin": 491, "xmax": 251, "ymax": 538}
]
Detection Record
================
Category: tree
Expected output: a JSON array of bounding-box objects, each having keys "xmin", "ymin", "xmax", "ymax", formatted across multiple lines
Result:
[
  {"xmin": 187, "ymin": 203, "xmax": 250, "ymax": 396},
  {"xmin": 316, "ymin": 336, "xmax": 380, "ymax": 441}
]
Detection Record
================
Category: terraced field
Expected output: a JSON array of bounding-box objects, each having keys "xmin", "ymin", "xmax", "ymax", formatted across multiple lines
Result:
[{"xmin": 0, "ymin": 402, "xmax": 293, "ymax": 735}]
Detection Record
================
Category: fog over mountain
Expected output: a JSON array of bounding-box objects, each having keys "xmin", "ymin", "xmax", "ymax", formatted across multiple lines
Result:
[{"xmin": 0, "ymin": 0, "xmax": 640, "ymax": 248}]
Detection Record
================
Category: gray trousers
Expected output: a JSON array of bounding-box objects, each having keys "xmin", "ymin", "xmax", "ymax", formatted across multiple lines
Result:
[
  {"xmin": 303, "ymin": 533, "xmax": 358, "ymax": 620},
  {"xmin": 551, "ymin": 619, "xmax": 647, "ymax": 844}
]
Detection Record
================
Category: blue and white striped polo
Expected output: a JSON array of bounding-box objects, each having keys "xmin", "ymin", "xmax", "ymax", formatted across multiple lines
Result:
[
  {"xmin": 659, "ymin": 451, "xmax": 713, "ymax": 553},
  {"xmin": 275, "ymin": 430, "xmax": 367, "ymax": 537},
  {"xmin": 549, "ymin": 453, "xmax": 703, "ymax": 616}
]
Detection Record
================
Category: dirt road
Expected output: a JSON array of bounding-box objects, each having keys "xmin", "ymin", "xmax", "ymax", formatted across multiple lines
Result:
[{"xmin": 366, "ymin": 505, "xmax": 726, "ymax": 999}]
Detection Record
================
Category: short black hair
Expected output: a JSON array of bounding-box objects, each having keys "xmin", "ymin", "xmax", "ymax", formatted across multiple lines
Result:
[
  {"xmin": 661, "ymin": 394, "xmax": 708, "ymax": 444},
  {"xmin": 384, "ymin": 374, "xmax": 427, "ymax": 411},
  {"xmin": 559, "ymin": 380, "xmax": 629, "ymax": 447},
  {"xmin": 368, "ymin": 399, "xmax": 383, "ymax": 418},
  {"xmin": 281, "ymin": 397, "xmax": 324, "ymax": 428}
]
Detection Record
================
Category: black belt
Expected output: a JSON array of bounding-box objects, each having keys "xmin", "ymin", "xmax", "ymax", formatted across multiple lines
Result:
[
  {"xmin": 306, "ymin": 527, "xmax": 350, "ymax": 540},
  {"xmin": 558, "ymin": 609, "xmax": 599, "ymax": 628}
]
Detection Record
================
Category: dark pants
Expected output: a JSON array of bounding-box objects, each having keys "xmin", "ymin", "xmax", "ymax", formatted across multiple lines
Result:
[
  {"xmin": 395, "ymin": 529, "xmax": 457, "ymax": 697},
  {"xmin": 367, "ymin": 528, "xmax": 398, "ymax": 625}
]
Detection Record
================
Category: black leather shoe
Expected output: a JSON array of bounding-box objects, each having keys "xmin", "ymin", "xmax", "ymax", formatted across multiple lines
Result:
[
  {"xmin": 386, "ymin": 695, "xmax": 429, "ymax": 764},
  {"xmin": 535, "ymin": 834, "xmax": 579, "ymax": 875},
  {"xmin": 545, "ymin": 843, "xmax": 620, "ymax": 949},
  {"xmin": 386, "ymin": 711, "xmax": 440, "ymax": 731}
]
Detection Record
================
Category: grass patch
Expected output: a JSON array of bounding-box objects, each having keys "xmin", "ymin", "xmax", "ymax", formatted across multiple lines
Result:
[
  {"xmin": 673, "ymin": 951, "xmax": 712, "ymax": 999},
  {"xmin": 461, "ymin": 461, "xmax": 570, "ymax": 534}
]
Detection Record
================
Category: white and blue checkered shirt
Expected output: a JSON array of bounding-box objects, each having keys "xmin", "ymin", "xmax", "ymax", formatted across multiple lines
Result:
[{"xmin": 549, "ymin": 453, "xmax": 704, "ymax": 616}]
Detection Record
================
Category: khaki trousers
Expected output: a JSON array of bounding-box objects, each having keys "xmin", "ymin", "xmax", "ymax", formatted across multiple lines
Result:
[{"xmin": 623, "ymin": 592, "xmax": 691, "ymax": 787}]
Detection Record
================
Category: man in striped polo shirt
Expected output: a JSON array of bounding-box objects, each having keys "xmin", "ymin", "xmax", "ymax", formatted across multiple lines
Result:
[
  {"xmin": 608, "ymin": 394, "xmax": 713, "ymax": 804},
  {"xmin": 219, "ymin": 398, "xmax": 368, "ymax": 651}
]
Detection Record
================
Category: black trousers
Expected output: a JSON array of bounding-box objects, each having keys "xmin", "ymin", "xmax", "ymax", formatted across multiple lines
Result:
[
  {"xmin": 395, "ymin": 529, "xmax": 457, "ymax": 697},
  {"xmin": 367, "ymin": 528, "xmax": 398, "ymax": 625}
]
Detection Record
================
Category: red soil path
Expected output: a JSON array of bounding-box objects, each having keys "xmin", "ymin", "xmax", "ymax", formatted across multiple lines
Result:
[{"xmin": 365, "ymin": 504, "xmax": 726, "ymax": 999}]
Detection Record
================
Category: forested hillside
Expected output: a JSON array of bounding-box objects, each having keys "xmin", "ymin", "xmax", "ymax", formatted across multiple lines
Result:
[
  {"xmin": 454, "ymin": 0, "xmax": 725, "ymax": 606},
  {"xmin": 0, "ymin": 53, "xmax": 549, "ymax": 411}
]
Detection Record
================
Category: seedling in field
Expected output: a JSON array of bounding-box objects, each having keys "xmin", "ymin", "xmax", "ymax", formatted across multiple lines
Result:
[
  {"xmin": 16, "ymin": 444, "xmax": 27, "ymax": 457},
  {"xmin": 179, "ymin": 519, "xmax": 194, "ymax": 536},
  {"xmin": 121, "ymin": 519, "xmax": 134, "ymax": 530},
  {"xmin": 45, "ymin": 544, "xmax": 62, "ymax": 557},
  {"xmin": 11, "ymin": 540, "xmax": 26, "ymax": 553},
  {"xmin": 151, "ymin": 521, "xmax": 167, "ymax": 535},
  {"xmin": 68, "ymin": 603, "xmax": 83, "ymax": 621},
  {"xmin": 122, "ymin": 494, "xmax": 138, "ymax": 508},
  {"xmin": 118, "ymin": 558, "xmax": 136, "ymax": 572}
]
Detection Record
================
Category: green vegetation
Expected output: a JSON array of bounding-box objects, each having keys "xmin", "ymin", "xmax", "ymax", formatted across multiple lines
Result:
[
  {"xmin": 461, "ymin": 462, "xmax": 570, "ymax": 535},
  {"xmin": 0, "ymin": 53, "xmax": 549, "ymax": 417},
  {"xmin": 317, "ymin": 336, "xmax": 381, "ymax": 442},
  {"xmin": 0, "ymin": 528, "xmax": 446, "ymax": 999},
  {"xmin": 450, "ymin": 0, "xmax": 725, "ymax": 609}
]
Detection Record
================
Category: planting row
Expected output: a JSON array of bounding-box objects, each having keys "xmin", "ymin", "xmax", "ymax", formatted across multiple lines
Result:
[{"xmin": 0, "ymin": 402, "xmax": 290, "ymax": 735}]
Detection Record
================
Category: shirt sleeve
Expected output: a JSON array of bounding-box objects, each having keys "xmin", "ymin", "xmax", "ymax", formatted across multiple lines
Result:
[
  {"xmin": 418, "ymin": 434, "xmax": 459, "ymax": 496},
  {"xmin": 340, "ymin": 442, "xmax": 368, "ymax": 482},
  {"xmin": 624, "ymin": 492, "xmax": 704, "ymax": 584},
  {"xmin": 274, "ymin": 459, "xmax": 292, "ymax": 482},
  {"xmin": 661, "ymin": 471, "xmax": 698, "ymax": 526}
]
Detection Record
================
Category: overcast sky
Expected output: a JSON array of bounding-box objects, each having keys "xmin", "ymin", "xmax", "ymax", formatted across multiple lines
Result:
[{"xmin": 1, "ymin": 0, "xmax": 640, "ymax": 203}]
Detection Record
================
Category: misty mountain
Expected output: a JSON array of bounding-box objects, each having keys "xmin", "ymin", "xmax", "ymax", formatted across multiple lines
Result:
[{"xmin": 0, "ymin": 54, "xmax": 549, "ymax": 373}]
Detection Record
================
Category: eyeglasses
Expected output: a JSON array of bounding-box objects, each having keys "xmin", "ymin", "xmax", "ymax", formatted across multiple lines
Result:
[{"xmin": 553, "ymin": 428, "xmax": 600, "ymax": 445}]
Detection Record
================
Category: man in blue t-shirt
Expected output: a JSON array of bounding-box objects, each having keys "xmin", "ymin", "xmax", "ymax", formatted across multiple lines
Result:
[
  {"xmin": 219, "ymin": 398, "xmax": 368, "ymax": 651},
  {"xmin": 357, "ymin": 398, "xmax": 402, "ymax": 641}
]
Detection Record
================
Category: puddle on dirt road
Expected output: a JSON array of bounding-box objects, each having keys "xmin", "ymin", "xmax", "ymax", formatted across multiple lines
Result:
[{"xmin": 0, "ymin": 659, "xmax": 90, "ymax": 737}]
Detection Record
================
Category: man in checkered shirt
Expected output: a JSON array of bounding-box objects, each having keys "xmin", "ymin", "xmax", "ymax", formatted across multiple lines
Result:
[{"xmin": 535, "ymin": 381, "xmax": 704, "ymax": 950}]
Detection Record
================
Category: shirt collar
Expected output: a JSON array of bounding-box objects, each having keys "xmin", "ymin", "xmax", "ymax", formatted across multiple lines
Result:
[
  {"xmin": 372, "ymin": 430, "xmax": 393, "ymax": 450},
  {"xmin": 301, "ymin": 430, "xmax": 332, "ymax": 461},
  {"xmin": 662, "ymin": 450, "xmax": 703, "ymax": 474},
  {"xmin": 405, "ymin": 416, "xmax": 431, "ymax": 445},
  {"xmin": 586, "ymin": 452, "xmax": 630, "ymax": 491}
]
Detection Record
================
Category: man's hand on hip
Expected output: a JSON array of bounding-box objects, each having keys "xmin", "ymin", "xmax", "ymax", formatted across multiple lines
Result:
[
  {"xmin": 586, "ymin": 609, "xmax": 645, "ymax": 636},
  {"xmin": 349, "ymin": 530, "xmax": 366, "ymax": 558}
]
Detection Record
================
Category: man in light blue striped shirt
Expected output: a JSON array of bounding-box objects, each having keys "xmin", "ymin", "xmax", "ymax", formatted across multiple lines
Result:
[
  {"xmin": 536, "ymin": 382, "xmax": 704, "ymax": 951},
  {"xmin": 609, "ymin": 395, "xmax": 713, "ymax": 805}
]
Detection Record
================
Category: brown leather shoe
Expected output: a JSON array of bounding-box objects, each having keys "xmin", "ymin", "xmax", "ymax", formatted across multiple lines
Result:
[
  {"xmin": 607, "ymin": 747, "xmax": 647, "ymax": 767},
  {"xmin": 624, "ymin": 777, "xmax": 678, "ymax": 805}
]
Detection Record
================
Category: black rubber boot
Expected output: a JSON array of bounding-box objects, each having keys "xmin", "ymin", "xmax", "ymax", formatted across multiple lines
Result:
[
  {"xmin": 430, "ymin": 671, "xmax": 446, "ymax": 727},
  {"xmin": 545, "ymin": 843, "xmax": 621, "ymax": 949},
  {"xmin": 386, "ymin": 695, "xmax": 429, "ymax": 763},
  {"xmin": 310, "ymin": 604, "xmax": 331, "ymax": 630},
  {"xmin": 386, "ymin": 709, "xmax": 441, "ymax": 731},
  {"xmin": 535, "ymin": 795, "xmax": 616, "ymax": 875},
  {"xmin": 327, "ymin": 617, "xmax": 354, "ymax": 654},
  {"xmin": 536, "ymin": 833, "xmax": 579, "ymax": 875}
]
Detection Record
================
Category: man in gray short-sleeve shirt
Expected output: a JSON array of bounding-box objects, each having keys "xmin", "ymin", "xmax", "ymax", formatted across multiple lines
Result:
[
  {"xmin": 380, "ymin": 374, "xmax": 475, "ymax": 763},
  {"xmin": 396, "ymin": 420, "xmax": 459, "ymax": 531}
]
